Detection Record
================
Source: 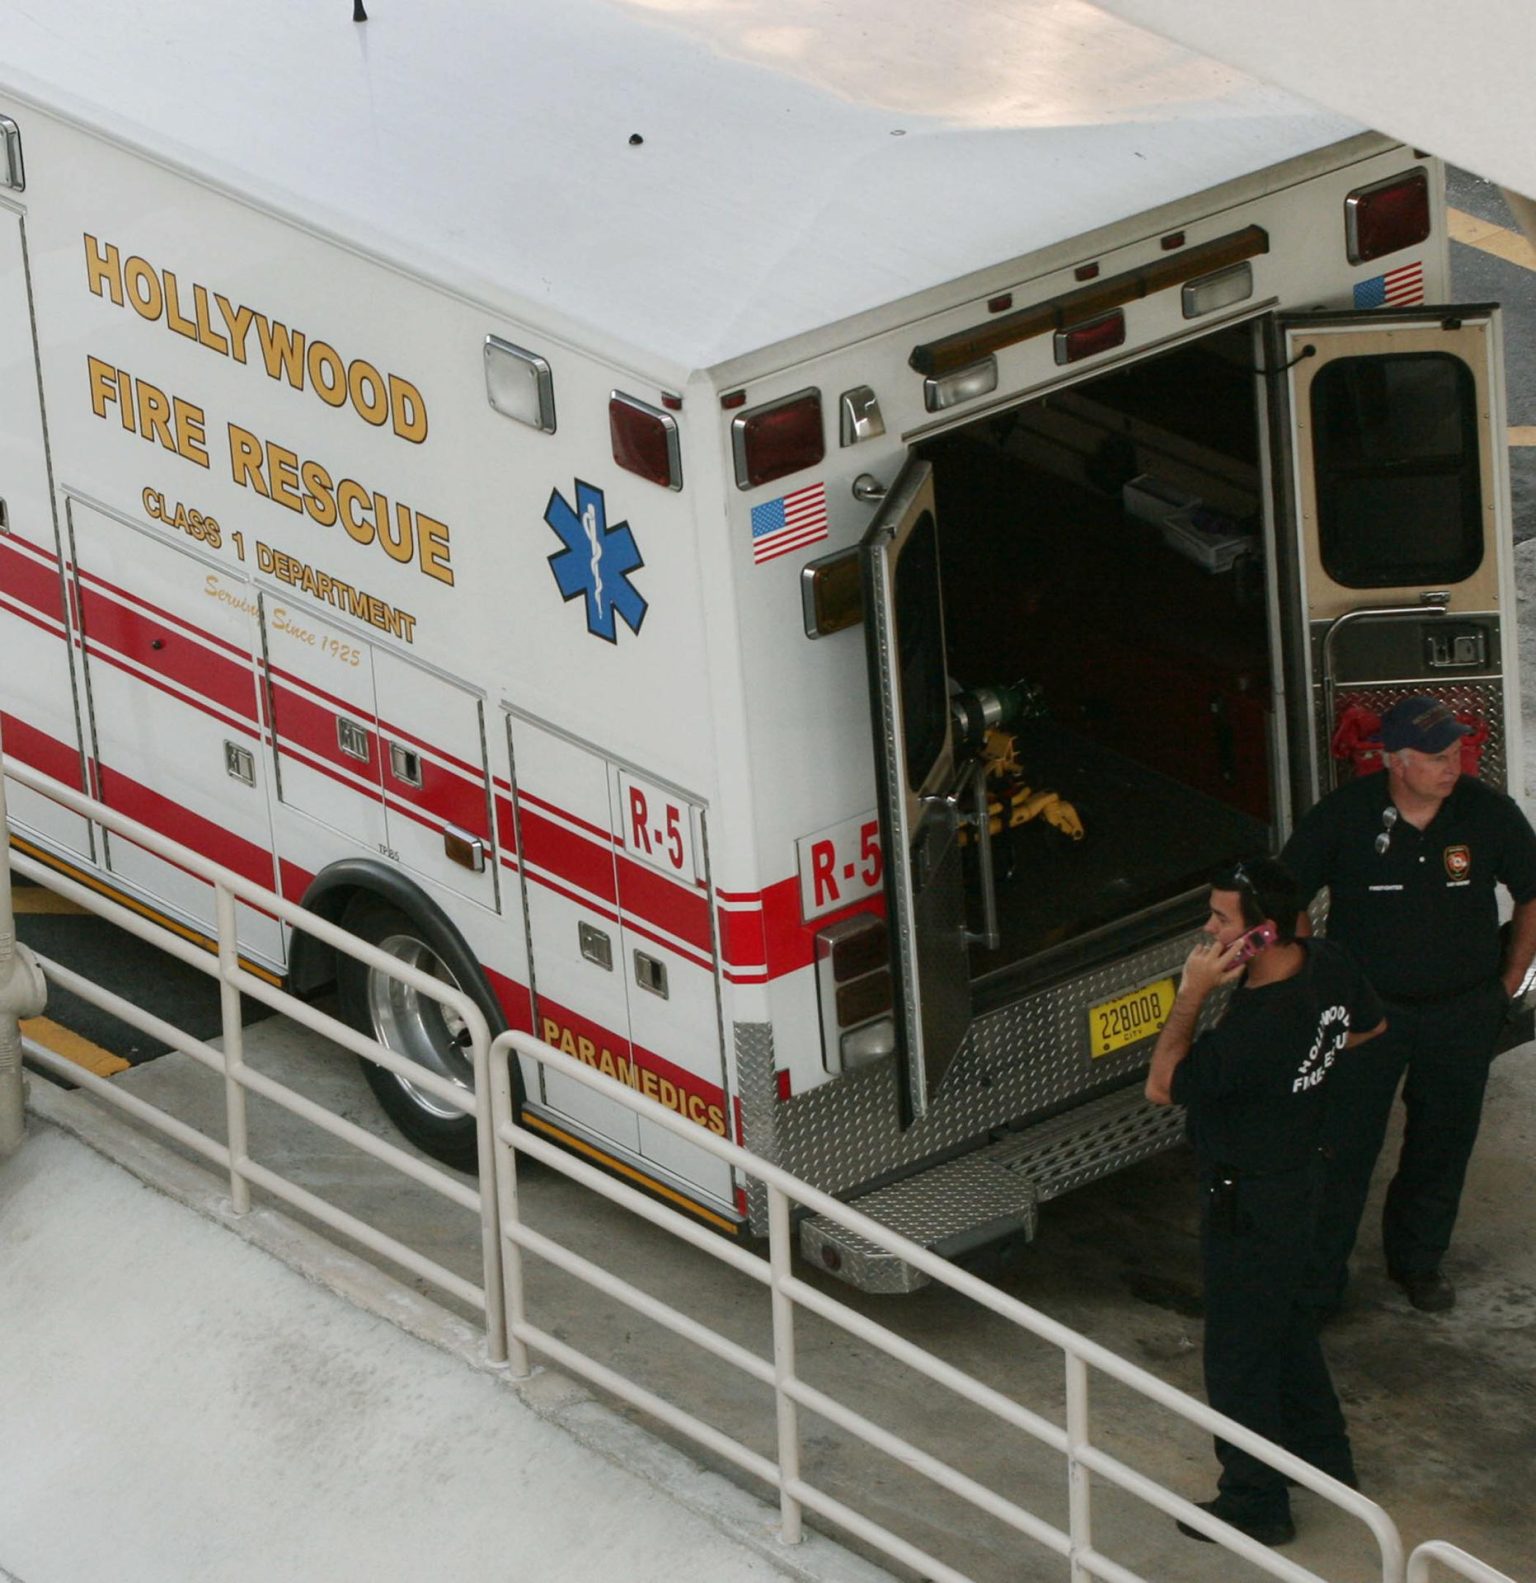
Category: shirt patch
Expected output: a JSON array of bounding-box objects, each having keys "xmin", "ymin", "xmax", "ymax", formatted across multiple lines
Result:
[
  {"xmin": 1444, "ymin": 843, "xmax": 1470, "ymax": 879},
  {"xmin": 1367, "ymin": 884, "xmax": 1404, "ymax": 891}
]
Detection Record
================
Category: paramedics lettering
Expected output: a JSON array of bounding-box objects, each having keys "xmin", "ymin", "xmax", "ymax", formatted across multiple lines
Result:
[{"xmin": 539, "ymin": 1016, "xmax": 726, "ymax": 1136}]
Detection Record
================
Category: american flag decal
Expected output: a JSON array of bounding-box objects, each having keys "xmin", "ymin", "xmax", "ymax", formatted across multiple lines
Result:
[
  {"xmin": 1353, "ymin": 260, "xmax": 1425, "ymax": 309},
  {"xmin": 750, "ymin": 481, "xmax": 829, "ymax": 565}
]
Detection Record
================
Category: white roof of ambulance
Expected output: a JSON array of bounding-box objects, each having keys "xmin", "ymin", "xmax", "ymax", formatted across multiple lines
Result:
[{"xmin": 0, "ymin": 0, "xmax": 1364, "ymax": 380}]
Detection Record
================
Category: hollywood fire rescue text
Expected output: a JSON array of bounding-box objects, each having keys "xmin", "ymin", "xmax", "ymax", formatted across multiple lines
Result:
[{"xmin": 81, "ymin": 235, "xmax": 454, "ymax": 607}]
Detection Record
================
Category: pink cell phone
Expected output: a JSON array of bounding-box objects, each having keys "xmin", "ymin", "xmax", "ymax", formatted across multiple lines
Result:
[{"xmin": 1233, "ymin": 922, "xmax": 1277, "ymax": 963}]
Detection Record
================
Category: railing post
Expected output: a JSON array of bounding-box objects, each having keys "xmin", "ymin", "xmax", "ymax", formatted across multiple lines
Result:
[
  {"xmin": 1065, "ymin": 1352, "xmax": 1093, "ymax": 1583},
  {"xmin": 492, "ymin": 1036, "xmax": 530, "ymax": 1377},
  {"xmin": 0, "ymin": 745, "xmax": 47, "ymax": 1158},
  {"xmin": 470, "ymin": 1018, "xmax": 507, "ymax": 1367},
  {"xmin": 215, "ymin": 883, "xmax": 251, "ymax": 1214},
  {"xmin": 767, "ymin": 1182, "xmax": 804, "ymax": 1546}
]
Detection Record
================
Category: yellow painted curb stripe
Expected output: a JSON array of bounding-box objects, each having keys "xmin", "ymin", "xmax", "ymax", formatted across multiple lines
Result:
[
  {"xmin": 1448, "ymin": 207, "xmax": 1536, "ymax": 270},
  {"xmin": 12, "ymin": 885, "xmax": 88, "ymax": 915},
  {"xmin": 22, "ymin": 1015, "xmax": 131, "ymax": 1077}
]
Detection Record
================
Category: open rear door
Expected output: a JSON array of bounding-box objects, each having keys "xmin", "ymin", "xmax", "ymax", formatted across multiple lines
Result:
[
  {"xmin": 1276, "ymin": 305, "xmax": 1517, "ymax": 808},
  {"xmin": 861, "ymin": 461, "xmax": 973, "ymax": 1123}
]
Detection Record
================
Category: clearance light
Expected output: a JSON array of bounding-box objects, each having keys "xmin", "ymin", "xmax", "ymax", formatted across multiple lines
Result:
[
  {"xmin": 731, "ymin": 388, "xmax": 824, "ymax": 489},
  {"xmin": 1345, "ymin": 168, "xmax": 1430, "ymax": 264},
  {"xmin": 484, "ymin": 335, "xmax": 555, "ymax": 432},
  {"xmin": 610, "ymin": 391, "xmax": 681, "ymax": 490},
  {"xmin": 923, "ymin": 355, "xmax": 998, "ymax": 412},
  {"xmin": 815, "ymin": 913, "xmax": 895, "ymax": 1074},
  {"xmin": 1182, "ymin": 262, "xmax": 1254, "ymax": 319},
  {"xmin": 0, "ymin": 116, "xmax": 22, "ymax": 191},
  {"xmin": 801, "ymin": 548, "xmax": 863, "ymax": 638},
  {"xmin": 1054, "ymin": 310, "xmax": 1125, "ymax": 366}
]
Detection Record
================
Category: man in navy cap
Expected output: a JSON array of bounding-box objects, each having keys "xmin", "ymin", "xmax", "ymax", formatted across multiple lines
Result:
[{"xmin": 1283, "ymin": 696, "xmax": 1536, "ymax": 1313}]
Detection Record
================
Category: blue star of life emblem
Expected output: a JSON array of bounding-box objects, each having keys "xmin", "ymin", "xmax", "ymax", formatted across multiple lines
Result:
[{"xmin": 542, "ymin": 479, "xmax": 647, "ymax": 643}]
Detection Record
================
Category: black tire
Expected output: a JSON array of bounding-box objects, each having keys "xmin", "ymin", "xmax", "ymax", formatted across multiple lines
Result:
[{"xmin": 335, "ymin": 892, "xmax": 500, "ymax": 1172}]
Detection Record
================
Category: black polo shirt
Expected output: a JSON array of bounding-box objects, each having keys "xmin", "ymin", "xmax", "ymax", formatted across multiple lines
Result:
[
  {"xmin": 1170, "ymin": 940, "xmax": 1383, "ymax": 1173},
  {"xmin": 1282, "ymin": 772, "xmax": 1536, "ymax": 1002}
]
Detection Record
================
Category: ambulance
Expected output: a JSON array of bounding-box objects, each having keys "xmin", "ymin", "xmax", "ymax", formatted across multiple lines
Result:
[{"xmin": 0, "ymin": 1, "xmax": 1519, "ymax": 1290}]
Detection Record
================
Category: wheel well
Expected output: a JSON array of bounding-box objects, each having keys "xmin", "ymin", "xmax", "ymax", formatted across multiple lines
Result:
[{"xmin": 286, "ymin": 860, "xmax": 504, "ymax": 1045}]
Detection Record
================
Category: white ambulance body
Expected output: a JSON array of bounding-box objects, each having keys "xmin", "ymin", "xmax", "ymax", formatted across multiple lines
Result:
[{"xmin": 0, "ymin": 1, "xmax": 1518, "ymax": 1287}]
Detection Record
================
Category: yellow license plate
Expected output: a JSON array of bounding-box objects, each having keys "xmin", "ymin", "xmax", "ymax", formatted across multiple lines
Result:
[{"xmin": 1088, "ymin": 977, "xmax": 1177, "ymax": 1058}]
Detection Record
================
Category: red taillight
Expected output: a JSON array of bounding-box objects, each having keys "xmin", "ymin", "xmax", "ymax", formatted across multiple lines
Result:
[
  {"xmin": 1053, "ymin": 310, "xmax": 1125, "ymax": 366},
  {"xmin": 610, "ymin": 392, "xmax": 681, "ymax": 490},
  {"xmin": 731, "ymin": 388, "xmax": 824, "ymax": 489},
  {"xmin": 1345, "ymin": 169, "xmax": 1430, "ymax": 264}
]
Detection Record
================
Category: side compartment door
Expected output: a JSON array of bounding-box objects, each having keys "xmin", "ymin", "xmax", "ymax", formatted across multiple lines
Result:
[
  {"xmin": 264, "ymin": 599, "xmax": 389, "ymax": 854},
  {"xmin": 0, "ymin": 209, "xmax": 91, "ymax": 858},
  {"xmin": 610, "ymin": 769, "xmax": 732, "ymax": 1204},
  {"xmin": 70, "ymin": 503, "xmax": 281, "ymax": 960},
  {"xmin": 508, "ymin": 714, "xmax": 641, "ymax": 1149},
  {"xmin": 1276, "ymin": 307, "xmax": 1515, "ymax": 808},
  {"xmin": 861, "ymin": 459, "xmax": 972, "ymax": 1122},
  {"xmin": 373, "ymin": 648, "xmax": 497, "ymax": 913}
]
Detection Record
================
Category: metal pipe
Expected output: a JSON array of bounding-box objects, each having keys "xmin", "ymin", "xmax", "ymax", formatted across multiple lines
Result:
[
  {"xmin": 1065, "ymin": 1354, "xmax": 1093, "ymax": 1583},
  {"xmin": 490, "ymin": 1044, "xmax": 530, "ymax": 1376},
  {"xmin": 768, "ymin": 1184, "xmax": 804, "ymax": 1546},
  {"xmin": 216, "ymin": 884, "xmax": 251, "ymax": 1215},
  {"xmin": 1408, "ymin": 1540, "xmax": 1517, "ymax": 1583}
]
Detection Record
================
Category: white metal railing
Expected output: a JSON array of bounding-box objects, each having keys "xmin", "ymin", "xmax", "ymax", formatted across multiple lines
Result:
[
  {"xmin": 1407, "ymin": 1544, "xmax": 1519, "ymax": 1583},
  {"xmin": 489, "ymin": 1029, "xmax": 1407, "ymax": 1583},
  {"xmin": 3, "ymin": 758, "xmax": 505, "ymax": 1362}
]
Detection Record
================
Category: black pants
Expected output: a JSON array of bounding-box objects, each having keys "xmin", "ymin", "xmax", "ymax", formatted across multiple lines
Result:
[
  {"xmin": 1308, "ymin": 981, "xmax": 1505, "ymax": 1306},
  {"xmin": 1201, "ymin": 1160, "xmax": 1354, "ymax": 1522}
]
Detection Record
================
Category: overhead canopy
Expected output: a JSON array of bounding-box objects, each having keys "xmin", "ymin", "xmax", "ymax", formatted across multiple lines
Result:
[
  {"xmin": 0, "ymin": 0, "xmax": 1364, "ymax": 376},
  {"xmin": 1092, "ymin": 0, "xmax": 1536, "ymax": 200}
]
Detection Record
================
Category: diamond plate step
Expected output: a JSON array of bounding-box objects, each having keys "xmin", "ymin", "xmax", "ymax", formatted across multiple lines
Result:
[{"xmin": 799, "ymin": 1086, "xmax": 1186, "ymax": 1294}]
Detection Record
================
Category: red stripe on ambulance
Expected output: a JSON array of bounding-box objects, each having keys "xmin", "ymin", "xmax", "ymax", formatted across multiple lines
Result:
[
  {"xmin": 0, "ymin": 537, "xmax": 69, "ymax": 628},
  {"xmin": 95, "ymin": 759, "xmax": 278, "ymax": 892},
  {"xmin": 76, "ymin": 578, "xmax": 261, "ymax": 724},
  {"xmin": 0, "ymin": 711, "xmax": 87, "ymax": 787}
]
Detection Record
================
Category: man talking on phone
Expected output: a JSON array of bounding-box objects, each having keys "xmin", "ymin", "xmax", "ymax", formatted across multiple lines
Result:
[
  {"xmin": 1283, "ymin": 696, "xmax": 1536, "ymax": 1314},
  {"xmin": 1146, "ymin": 857, "xmax": 1385, "ymax": 1546}
]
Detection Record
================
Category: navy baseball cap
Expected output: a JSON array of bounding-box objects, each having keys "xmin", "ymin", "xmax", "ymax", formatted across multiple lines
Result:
[{"xmin": 1378, "ymin": 695, "xmax": 1472, "ymax": 754}]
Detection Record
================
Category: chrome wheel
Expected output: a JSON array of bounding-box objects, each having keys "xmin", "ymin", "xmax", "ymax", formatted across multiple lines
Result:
[{"xmin": 364, "ymin": 932, "xmax": 474, "ymax": 1120}]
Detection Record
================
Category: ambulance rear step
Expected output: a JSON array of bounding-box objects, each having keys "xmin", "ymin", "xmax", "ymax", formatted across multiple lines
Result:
[{"xmin": 798, "ymin": 1086, "xmax": 1187, "ymax": 1294}]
